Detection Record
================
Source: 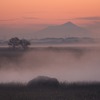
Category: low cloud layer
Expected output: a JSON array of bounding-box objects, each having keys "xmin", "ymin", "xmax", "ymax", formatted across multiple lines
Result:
[
  {"xmin": 73, "ymin": 16, "xmax": 100, "ymax": 21},
  {"xmin": 0, "ymin": 16, "xmax": 39, "ymax": 22}
]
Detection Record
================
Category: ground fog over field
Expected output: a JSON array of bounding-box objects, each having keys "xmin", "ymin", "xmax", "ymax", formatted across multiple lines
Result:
[{"xmin": 0, "ymin": 45, "xmax": 100, "ymax": 83}]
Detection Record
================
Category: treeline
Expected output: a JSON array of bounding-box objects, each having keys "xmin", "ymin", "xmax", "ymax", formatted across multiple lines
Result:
[
  {"xmin": 0, "ymin": 82, "xmax": 100, "ymax": 100},
  {"xmin": 8, "ymin": 37, "xmax": 30, "ymax": 49}
]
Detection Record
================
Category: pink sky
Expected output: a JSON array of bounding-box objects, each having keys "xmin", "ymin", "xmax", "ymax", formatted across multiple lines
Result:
[
  {"xmin": 0, "ymin": 0, "xmax": 100, "ymax": 24},
  {"xmin": 0, "ymin": 0, "xmax": 100, "ymax": 38}
]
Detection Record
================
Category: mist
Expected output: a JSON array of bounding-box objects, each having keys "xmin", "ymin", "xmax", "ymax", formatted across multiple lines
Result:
[{"xmin": 0, "ymin": 46, "xmax": 100, "ymax": 83}]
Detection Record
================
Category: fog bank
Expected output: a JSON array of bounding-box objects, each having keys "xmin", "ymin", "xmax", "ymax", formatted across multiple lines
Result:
[{"xmin": 0, "ymin": 47, "xmax": 100, "ymax": 83}]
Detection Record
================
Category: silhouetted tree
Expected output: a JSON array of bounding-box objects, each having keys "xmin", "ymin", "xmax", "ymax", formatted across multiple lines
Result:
[
  {"xmin": 8, "ymin": 37, "xmax": 20, "ymax": 49},
  {"xmin": 20, "ymin": 39, "xmax": 30, "ymax": 49}
]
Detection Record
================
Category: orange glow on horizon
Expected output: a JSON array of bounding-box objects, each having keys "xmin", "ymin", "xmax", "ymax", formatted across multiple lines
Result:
[{"xmin": 0, "ymin": 0, "xmax": 100, "ymax": 25}]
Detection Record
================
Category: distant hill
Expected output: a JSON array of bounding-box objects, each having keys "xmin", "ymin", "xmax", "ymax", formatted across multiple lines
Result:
[
  {"xmin": 35, "ymin": 22, "xmax": 90, "ymax": 38},
  {"xmin": 31, "ymin": 37, "xmax": 95, "ymax": 44}
]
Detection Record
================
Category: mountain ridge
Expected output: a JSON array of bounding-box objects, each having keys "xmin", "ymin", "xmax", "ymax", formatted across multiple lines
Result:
[{"xmin": 34, "ymin": 22, "xmax": 90, "ymax": 38}]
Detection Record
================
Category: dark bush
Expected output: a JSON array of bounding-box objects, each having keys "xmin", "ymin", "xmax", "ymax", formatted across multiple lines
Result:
[{"xmin": 27, "ymin": 76, "xmax": 60, "ymax": 88}]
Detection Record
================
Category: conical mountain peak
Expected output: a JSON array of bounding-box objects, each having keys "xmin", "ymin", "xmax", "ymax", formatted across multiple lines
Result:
[{"xmin": 61, "ymin": 21, "xmax": 77, "ymax": 26}]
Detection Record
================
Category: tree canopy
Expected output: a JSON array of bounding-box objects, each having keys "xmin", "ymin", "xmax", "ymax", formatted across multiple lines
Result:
[{"xmin": 8, "ymin": 37, "xmax": 30, "ymax": 49}]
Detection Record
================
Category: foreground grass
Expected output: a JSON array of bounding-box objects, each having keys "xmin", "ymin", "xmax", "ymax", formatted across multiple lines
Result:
[{"xmin": 0, "ymin": 82, "xmax": 100, "ymax": 100}]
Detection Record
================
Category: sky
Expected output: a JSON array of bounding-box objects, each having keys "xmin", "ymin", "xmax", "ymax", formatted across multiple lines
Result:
[{"xmin": 0, "ymin": 0, "xmax": 100, "ymax": 38}]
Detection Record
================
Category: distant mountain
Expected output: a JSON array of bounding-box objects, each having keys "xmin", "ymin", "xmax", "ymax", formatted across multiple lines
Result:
[{"xmin": 35, "ymin": 22, "xmax": 90, "ymax": 38}]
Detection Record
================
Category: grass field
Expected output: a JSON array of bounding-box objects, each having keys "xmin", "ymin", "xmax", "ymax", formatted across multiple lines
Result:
[{"xmin": 0, "ymin": 82, "xmax": 100, "ymax": 100}]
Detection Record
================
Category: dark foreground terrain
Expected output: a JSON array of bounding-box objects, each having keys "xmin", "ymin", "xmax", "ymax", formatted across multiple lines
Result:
[{"xmin": 0, "ymin": 82, "xmax": 100, "ymax": 100}]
